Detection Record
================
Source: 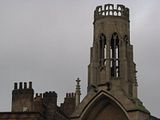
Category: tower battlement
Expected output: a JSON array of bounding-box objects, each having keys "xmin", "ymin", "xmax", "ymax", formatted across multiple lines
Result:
[{"xmin": 94, "ymin": 4, "xmax": 129, "ymax": 19}]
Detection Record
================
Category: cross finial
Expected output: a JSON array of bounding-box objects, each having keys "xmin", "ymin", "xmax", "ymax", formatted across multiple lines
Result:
[{"xmin": 75, "ymin": 77, "xmax": 81, "ymax": 106}]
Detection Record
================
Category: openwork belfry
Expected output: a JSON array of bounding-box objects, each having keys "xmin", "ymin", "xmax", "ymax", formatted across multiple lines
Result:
[
  {"xmin": 71, "ymin": 4, "xmax": 151, "ymax": 120},
  {"xmin": 0, "ymin": 3, "xmax": 159, "ymax": 120}
]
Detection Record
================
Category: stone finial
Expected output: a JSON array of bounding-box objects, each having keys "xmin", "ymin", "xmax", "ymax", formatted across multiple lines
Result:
[{"xmin": 75, "ymin": 78, "xmax": 81, "ymax": 106}]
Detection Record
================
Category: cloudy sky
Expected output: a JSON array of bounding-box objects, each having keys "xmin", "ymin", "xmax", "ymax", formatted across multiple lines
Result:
[{"xmin": 0, "ymin": 0, "xmax": 160, "ymax": 118}]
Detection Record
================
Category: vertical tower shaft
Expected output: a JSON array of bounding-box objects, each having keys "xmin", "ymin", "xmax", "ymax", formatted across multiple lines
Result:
[
  {"xmin": 75, "ymin": 78, "xmax": 81, "ymax": 106},
  {"xmin": 88, "ymin": 4, "xmax": 137, "ymax": 97}
]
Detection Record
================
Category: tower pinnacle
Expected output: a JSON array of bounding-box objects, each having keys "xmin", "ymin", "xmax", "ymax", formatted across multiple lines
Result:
[{"xmin": 75, "ymin": 78, "xmax": 81, "ymax": 106}]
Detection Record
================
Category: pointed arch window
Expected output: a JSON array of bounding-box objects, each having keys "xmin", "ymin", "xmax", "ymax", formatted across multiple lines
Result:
[
  {"xmin": 110, "ymin": 32, "xmax": 120, "ymax": 77},
  {"xmin": 99, "ymin": 33, "xmax": 107, "ymax": 66}
]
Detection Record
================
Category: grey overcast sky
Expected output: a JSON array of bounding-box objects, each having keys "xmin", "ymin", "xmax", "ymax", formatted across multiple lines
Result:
[{"xmin": 0, "ymin": 0, "xmax": 160, "ymax": 118}]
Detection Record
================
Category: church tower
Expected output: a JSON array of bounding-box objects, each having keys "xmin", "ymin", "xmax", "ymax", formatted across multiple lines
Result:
[
  {"xmin": 71, "ymin": 4, "xmax": 150, "ymax": 120},
  {"xmin": 88, "ymin": 4, "xmax": 137, "ymax": 99}
]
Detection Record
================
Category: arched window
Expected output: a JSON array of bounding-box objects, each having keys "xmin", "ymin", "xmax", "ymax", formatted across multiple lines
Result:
[
  {"xmin": 99, "ymin": 33, "xmax": 107, "ymax": 66},
  {"xmin": 110, "ymin": 32, "xmax": 120, "ymax": 77}
]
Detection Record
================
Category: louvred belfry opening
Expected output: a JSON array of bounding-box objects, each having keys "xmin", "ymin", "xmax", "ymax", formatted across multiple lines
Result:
[
  {"xmin": 99, "ymin": 33, "xmax": 107, "ymax": 66},
  {"xmin": 110, "ymin": 32, "xmax": 119, "ymax": 78}
]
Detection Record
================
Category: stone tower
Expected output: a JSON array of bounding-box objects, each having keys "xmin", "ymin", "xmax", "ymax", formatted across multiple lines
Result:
[
  {"xmin": 71, "ymin": 4, "xmax": 150, "ymax": 120},
  {"xmin": 88, "ymin": 4, "xmax": 135, "ymax": 97},
  {"xmin": 12, "ymin": 82, "xmax": 34, "ymax": 112}
]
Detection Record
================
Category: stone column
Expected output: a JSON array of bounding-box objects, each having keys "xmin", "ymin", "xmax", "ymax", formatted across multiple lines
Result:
[{"xmin": 75, "ymin": 78, "xmax": 81, "ymax": 106}]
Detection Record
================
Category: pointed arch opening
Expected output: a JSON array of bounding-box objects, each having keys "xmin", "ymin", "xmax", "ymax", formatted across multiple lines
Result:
[
  {"xmin": 110, "ymin": 32, "xmax": 120, "ymax": 78},
  {"xmin": 99, "ymin": 33, "xmax": 107, "ymax": 66},
  {"xmin": 81, "ymin": 92, "xmax": 129, "ymax": 120}
]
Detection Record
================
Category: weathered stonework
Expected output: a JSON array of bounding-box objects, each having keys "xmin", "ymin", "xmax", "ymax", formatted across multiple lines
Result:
[
  {"xmin": 71, "ymin": 4, "xmax": 152, "ymax": 120},
  {"xmin": 0, "ymin": 3, "xmax": 159, "ymax": 120}
]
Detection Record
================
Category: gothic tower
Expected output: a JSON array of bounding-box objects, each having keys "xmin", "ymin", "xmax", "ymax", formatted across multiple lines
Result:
[
  {"xmin": 88, "ymin": 4, "xmax": 136, "ymax": 99},
  {"xmin": 71, "ymin": 4, "xmax": 150, "ymax": 120}
]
